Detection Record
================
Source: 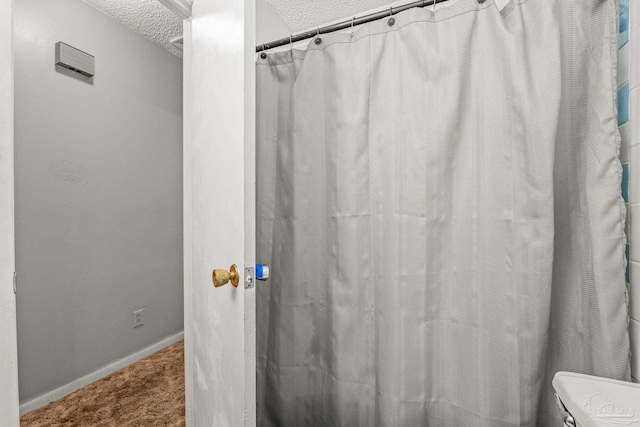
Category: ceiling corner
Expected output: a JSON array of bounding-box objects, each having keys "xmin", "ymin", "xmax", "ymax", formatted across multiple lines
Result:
[{"xmin": 80, "ymin": 0, "xmax": 185, "ymax": 58}]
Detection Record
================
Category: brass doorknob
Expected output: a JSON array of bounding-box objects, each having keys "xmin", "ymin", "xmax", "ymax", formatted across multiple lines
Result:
[{"xmin": 212, "ymin": 264, "xmax": 239, "ymax": 288}]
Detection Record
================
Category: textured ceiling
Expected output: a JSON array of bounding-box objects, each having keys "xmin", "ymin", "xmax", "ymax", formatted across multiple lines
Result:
[
  {"xmin": 81, "ymin": 0, "xmax": 183, "ymax": 57},
  {"xmin": 81, "ymin": 0, "xmax": 393, "ymax": 58},
  {"xmin": 264, "ymin": 0, "xmax": 510, "ymax": 33},
  {"xmin": 264, "ymin": 0, "xmax": 411, "ymax": 32},
  {"xmin": 81, "ymin": 0, "xmax": 507, "ymax": 59}
]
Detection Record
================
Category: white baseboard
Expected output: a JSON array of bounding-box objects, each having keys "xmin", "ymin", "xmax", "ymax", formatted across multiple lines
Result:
[{"xmin": 19, "ymin": 331, "xmax": 184, "ymax": 416}]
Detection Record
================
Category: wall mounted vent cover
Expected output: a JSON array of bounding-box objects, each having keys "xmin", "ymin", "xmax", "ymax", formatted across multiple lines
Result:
[{"xmin": 55, "ymin": 42, "xmax": 94, "ymax": 78}]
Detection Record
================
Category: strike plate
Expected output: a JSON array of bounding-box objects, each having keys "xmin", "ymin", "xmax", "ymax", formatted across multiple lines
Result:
[{"xmin": 245, "ymin": 266, "xmax": 254, "ymax": 289}]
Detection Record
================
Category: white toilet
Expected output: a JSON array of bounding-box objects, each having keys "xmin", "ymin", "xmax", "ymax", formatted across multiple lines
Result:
[{"xmin": 553, "ymin": 371, "xmax": 640, "ymax": 427}]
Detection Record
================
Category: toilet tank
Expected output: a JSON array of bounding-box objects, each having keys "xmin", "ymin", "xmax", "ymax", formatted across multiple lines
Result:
[{"xmin": 553, "ymin": 371, "xmax": 640, "ymax": 426}]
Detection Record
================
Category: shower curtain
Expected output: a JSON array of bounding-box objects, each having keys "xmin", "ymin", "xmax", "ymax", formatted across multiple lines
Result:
[{"xmin": 255, "ymin": 0, "xmax": 630, "ymax": 425}]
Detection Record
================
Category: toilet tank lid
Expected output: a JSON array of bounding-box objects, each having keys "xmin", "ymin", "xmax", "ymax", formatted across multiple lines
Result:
[{"xmin": 552, "ymin": 371, "xmax": 640, "ymax": 426}]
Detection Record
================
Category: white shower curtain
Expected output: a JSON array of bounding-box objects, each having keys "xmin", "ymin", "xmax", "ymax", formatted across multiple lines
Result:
[{"xmin": 255, "ymin": 0, "xmax": 630, "ymax": 425}]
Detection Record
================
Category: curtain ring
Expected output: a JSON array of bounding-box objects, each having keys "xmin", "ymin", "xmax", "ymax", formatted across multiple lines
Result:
[
  {"xmin": 260, "ymin": 43, "xmax": 267, "ymax": 59},
  {"xmin": 315, "ymin": 27, "xmax": 322, "ymax": 45},
  {"xmin": 351, "ymin": 17, "xmax": 355, "ymax": 29},
  {"xmin": 389, "ymin": 6, "xmax": 393, "ymax": 16},
  {"xmin": 289, "ymin": 34, "xmax": 293, "ymax": 55},
  {"xmin": 432, "ymin": 0, "xmax": 437, "ymax": 13}
]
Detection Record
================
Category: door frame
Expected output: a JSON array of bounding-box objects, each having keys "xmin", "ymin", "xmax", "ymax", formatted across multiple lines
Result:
[
  {"xmin": 0, "ymin": 0, "xmax": 20, "ymax": 424},
  {"xmin": 157, "ymin": 0, "xmax": 192, "ymax": 20}
]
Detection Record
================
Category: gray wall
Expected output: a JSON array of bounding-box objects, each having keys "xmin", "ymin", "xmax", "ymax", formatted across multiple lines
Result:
[{"xmin": 14, "ymin": 0, "xmax": 183, "ymax": 403}]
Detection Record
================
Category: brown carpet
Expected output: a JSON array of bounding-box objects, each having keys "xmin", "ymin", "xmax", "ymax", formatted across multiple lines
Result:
[{"xmin": 21, "ymin": 340, "xmax": 185, "ymax": 427}]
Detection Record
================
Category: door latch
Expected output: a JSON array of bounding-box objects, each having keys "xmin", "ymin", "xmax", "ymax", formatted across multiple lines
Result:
[
  {"xmin": 245, "ymin": 266, "xmax": 254, "ymax": 289},
  {"xmin": 244, "ymin": 264, "xmax": 270, "ymax": 289}
]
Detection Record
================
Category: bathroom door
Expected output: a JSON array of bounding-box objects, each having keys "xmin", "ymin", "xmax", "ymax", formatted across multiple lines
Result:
[{"xmin": 182, "ymin": 0, "xmax": 257, "ymax": 426}]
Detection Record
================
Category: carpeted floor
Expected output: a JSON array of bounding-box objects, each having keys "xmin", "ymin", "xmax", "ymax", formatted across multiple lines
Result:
[{"xmin": 20, "ymin": 340, "xmax": 185, "ymax": 427}]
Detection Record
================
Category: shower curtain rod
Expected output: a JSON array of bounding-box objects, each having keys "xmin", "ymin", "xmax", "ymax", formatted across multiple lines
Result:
[{"xmin": 256, "ymin": 0, "xmax": 451, "ymax": 54}]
